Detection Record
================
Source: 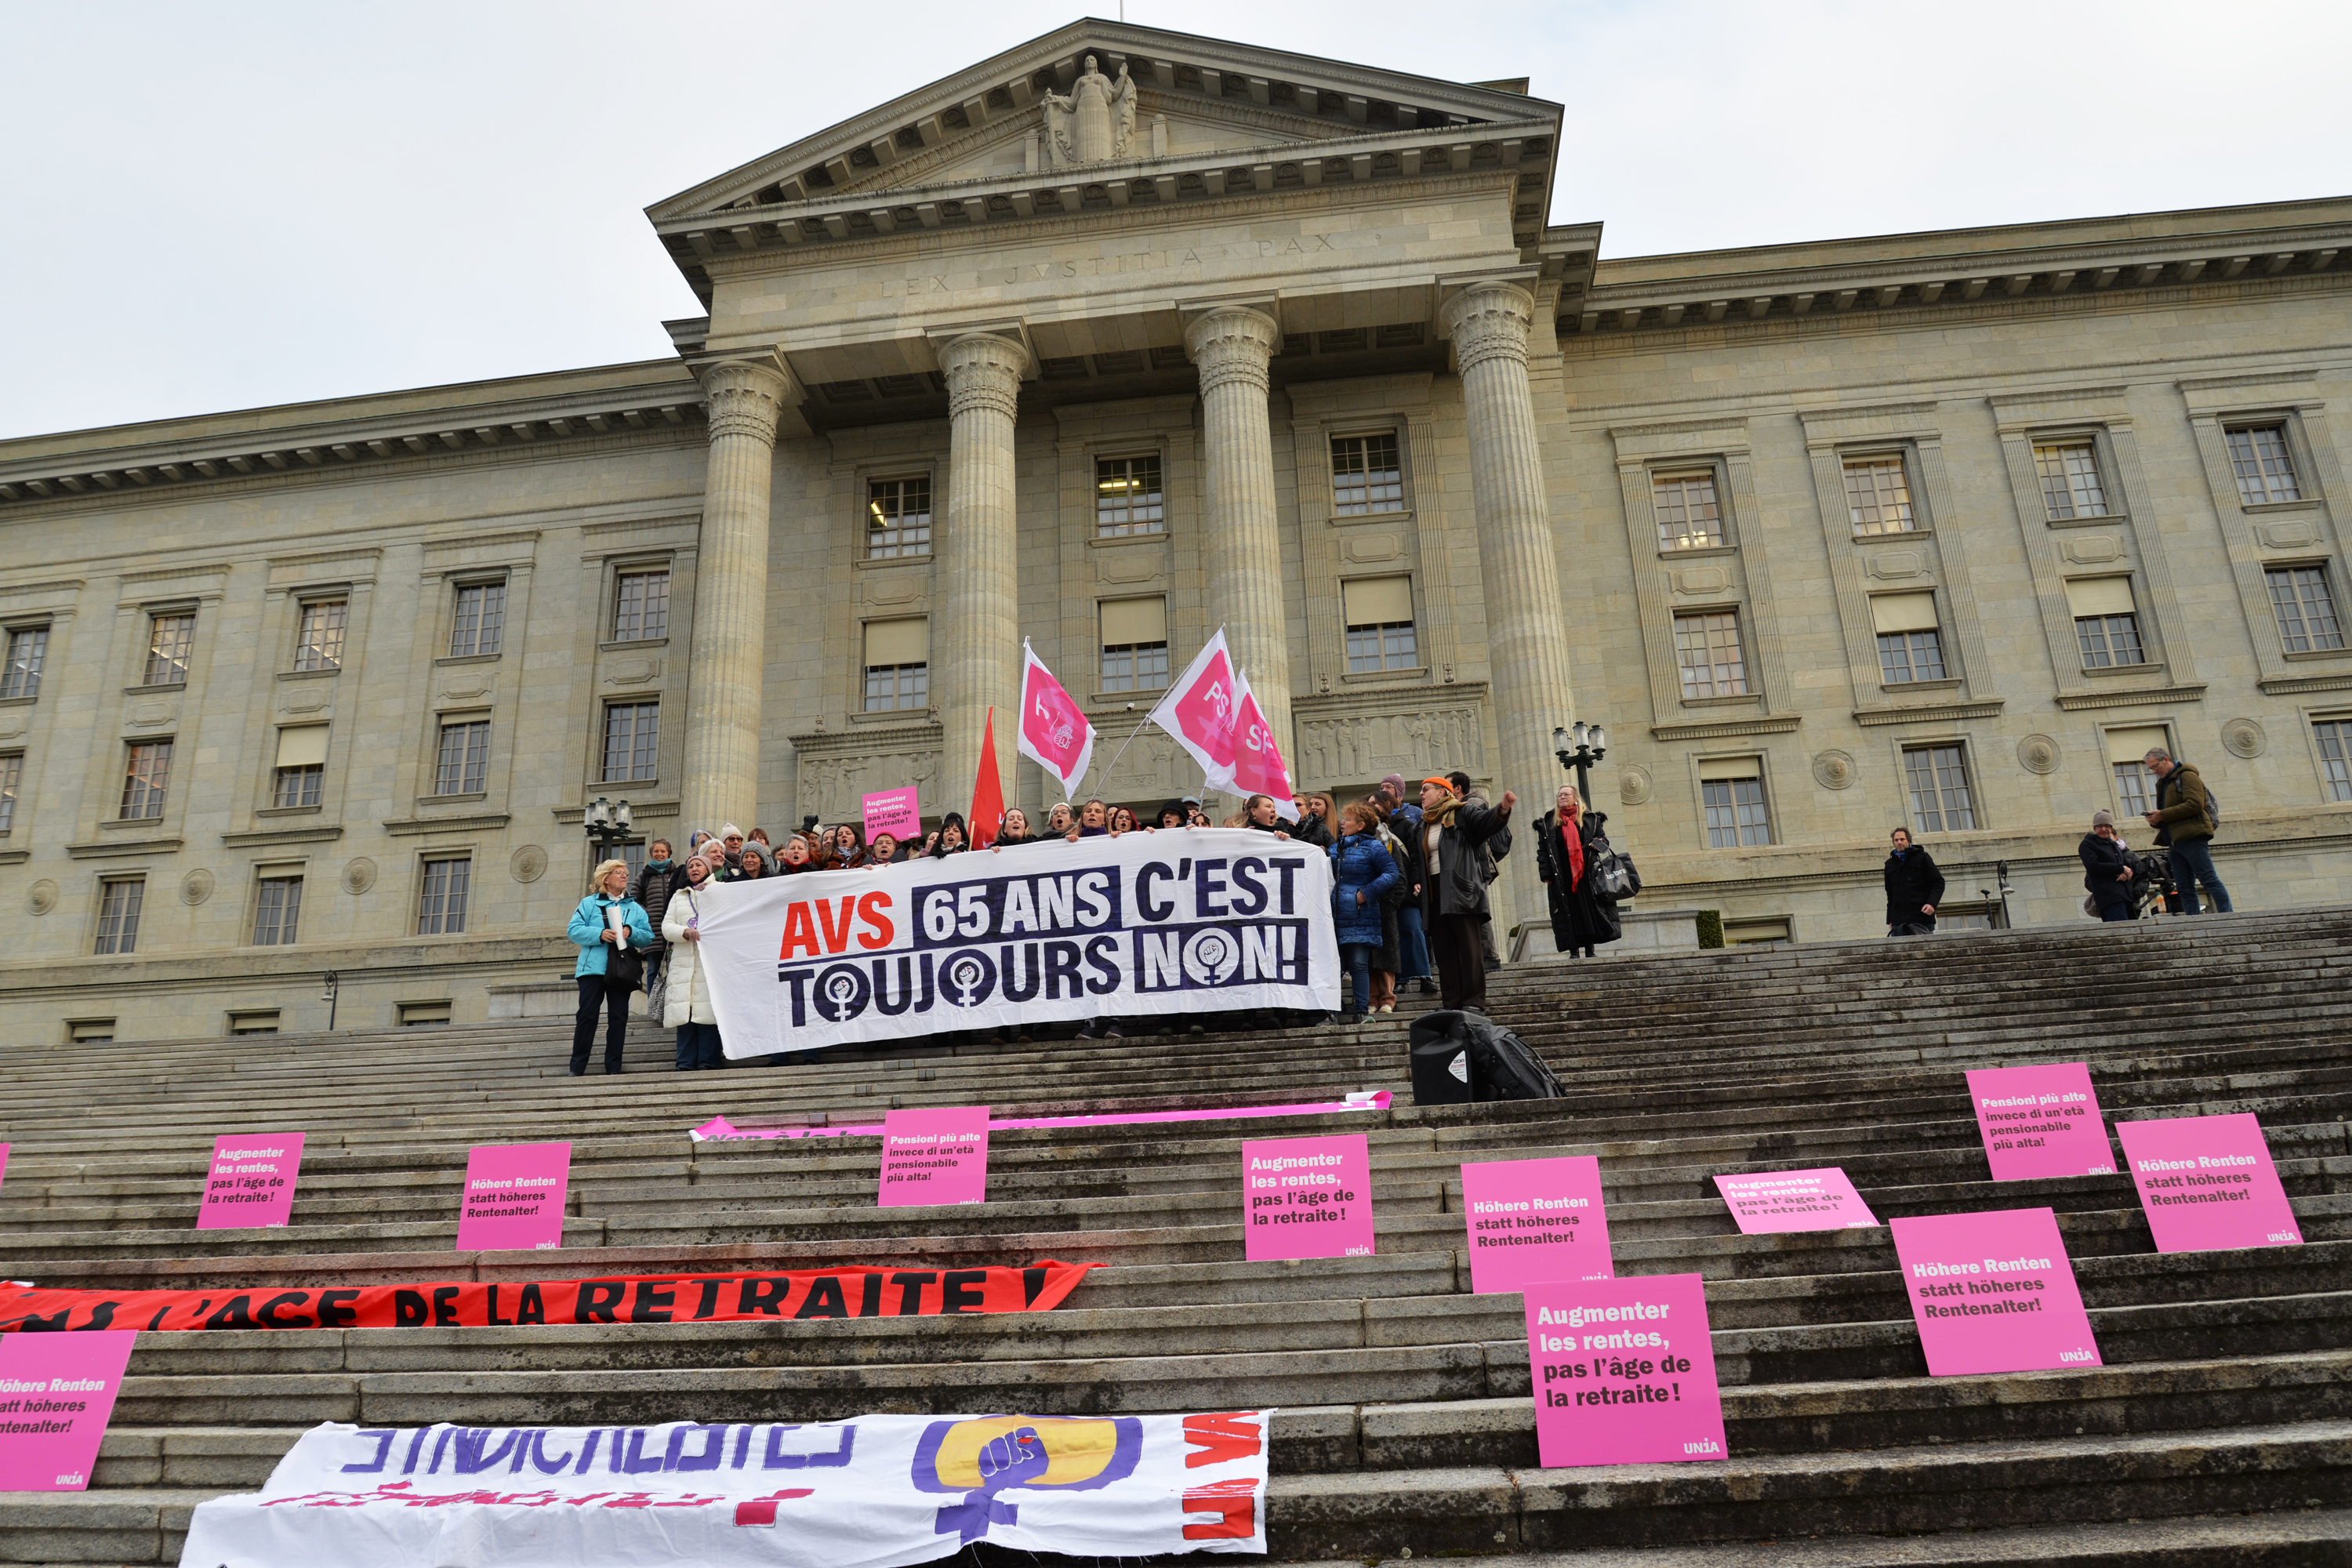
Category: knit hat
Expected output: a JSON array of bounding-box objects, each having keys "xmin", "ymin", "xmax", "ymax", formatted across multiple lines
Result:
[
  {"xmin": 721, "ymin": 822, "xmax": 743, "ymax": 840},
  {"xmin": 1380, "ymin": 773, "xmax": 1407, "ymax": 797},
  {"xmin": 2092, "ymin": 809, "xmax": 2115, "ymax": 829},
  {"xmin": 1420, "ymin": 775, "xmax": 1455, "ymax": 797}
]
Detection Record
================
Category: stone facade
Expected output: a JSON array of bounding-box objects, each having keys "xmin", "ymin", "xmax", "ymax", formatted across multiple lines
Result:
[{"xmin": 2, "ymin": 21, "xmax": 2348, "ymax": 1040}]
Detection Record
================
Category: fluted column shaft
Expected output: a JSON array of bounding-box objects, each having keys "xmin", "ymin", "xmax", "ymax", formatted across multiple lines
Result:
[
  {"xmin": 684, "ymin": 359, "xmax": 792, "ymax": 835},
  {"xmin": 1440, "ymin": 281, "xmax": 1577, "ymax": 927},
  {"xmin": 1184, "ymin": 307, "xmax": 1294, "ymax": 760},
  {"xmin": 935, "ymin": 333, "xmax": 1025, "ymax": 815}
]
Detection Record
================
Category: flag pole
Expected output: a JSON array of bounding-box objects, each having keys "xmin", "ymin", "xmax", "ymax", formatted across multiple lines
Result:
[{"xmin": 1076, "ymin": 711, "xmax": 1157, "ymax": 801}]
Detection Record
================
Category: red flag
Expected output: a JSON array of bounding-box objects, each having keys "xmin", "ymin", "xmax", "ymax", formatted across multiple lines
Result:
[{"xmin": 970, "ymin": 707, "xmax": 1005, "ymax": 847}]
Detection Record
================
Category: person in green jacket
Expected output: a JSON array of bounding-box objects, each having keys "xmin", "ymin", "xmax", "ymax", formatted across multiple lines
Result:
[{"xmin": 2142, "ymin": 747, "xmax": 2233, "ymax": 915}]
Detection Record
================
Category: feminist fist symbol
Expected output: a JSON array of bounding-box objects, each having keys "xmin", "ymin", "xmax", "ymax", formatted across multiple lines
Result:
[{"xmin": 934, "ymin": 1426, "xmax": 1047, "ymax": 1543}]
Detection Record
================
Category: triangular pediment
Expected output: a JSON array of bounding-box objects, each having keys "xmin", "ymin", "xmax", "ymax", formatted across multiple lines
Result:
[{"xmin": 648, "ymin": 18, "xmax": 1560, "ymax": 220}]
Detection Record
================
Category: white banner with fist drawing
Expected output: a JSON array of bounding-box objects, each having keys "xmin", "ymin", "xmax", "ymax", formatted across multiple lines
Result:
[
  {"xmin": 695, "ymin": 829, "xmax": 1341, "ymax": 1055},
  {"xmin": 180, "ymin": 1410, "xmax": 1272, "ymax": 1568}
]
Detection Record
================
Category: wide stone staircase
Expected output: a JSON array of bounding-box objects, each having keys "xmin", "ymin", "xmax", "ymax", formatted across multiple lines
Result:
[{"xmin": 4, "ymin": 908, "xmax": 2350, "ymax": 1564}]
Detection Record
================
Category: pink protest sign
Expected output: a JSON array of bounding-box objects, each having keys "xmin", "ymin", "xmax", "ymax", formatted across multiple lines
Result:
[
  {"xmin": 877, "ymin": 1106, "xmax": 990, "ymax": 1207},
  {"xmin": 1461, "ymin": 1155, "xmax": 1613, "ymax": 1292},
  {"xmin": 1524, "ymin": 1272, "xmax": 1726, "ymax": 1467},
  {"xmin": 455, "ymin": 1142, "xmax": 571, "ymax": 1251},
  {"xmin": 861, "ymin": 787, "xmax": 922, "ymax": 841},
  {"xmin": 1964, "ymin": 1062, "xmax": 2115, "ymax": 1181},
  {"xmin": 1243, "ymin": 1133, "xmax": 1374, "ymax": 1261},
  {"xmin": 0, "ymin": 1142, "xmax": 9, "ymax": 1191},
  {"xmin": 1891, "ymin": 1207, "xmax": 2100, "ymax": 1377},
  {"xmin": 0, "ymin": 1330, "xmax": 136, "ymax": 1490},
  {"xmin": 2118, "ymin": 1113, "xmax": 2303, "ymax": 1253},
  {"xmin": 1712, "ymin": 1167, "xmax": 1879, "ymax": 1234},
  {"xmin": 194, "ymin": 1132, "xmax": 305, "ymax": 1230}
]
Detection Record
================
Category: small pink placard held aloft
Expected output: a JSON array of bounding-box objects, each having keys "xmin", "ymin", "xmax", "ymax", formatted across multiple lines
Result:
[
  {"xmin": 877, "ymin": 1106, "xmax": 990, "ymax": 1207},
  {"xmin": 455, "ymin": 1142, "xmax": 572, "ymax": 1252},
  {"xmin": 862, "ymin": 787, "xmax": 923, "ymax": 842},
  {"xmin": 1891, "ymin": 1207, "xmax": 2101, "ymax": 1377},
  {"xmin": 1461, "ymin": 1155, "xmax": 1613, "ymax": 1293},
  {"xmin": 1243, "ymin": 1133, "xmax": 1374, "ymax": 1261},
  {"xmin": 2118, "ymin": 1112, "xmax": 2303, "ymax": 1253},
  {"xmin": 0, "ymin": 1330, "xmax": 136, "ymax": 1491},
  {"xmin": 1712, "ymin": 1167, "xmax": 1880, "ymax": 1234},
  {"xmin": 1964, "ymin": 1062, "xmax": 2115, "ymax": 1181},
  {"xmin": 194, "ymin": 1132, "xmax": 305, "ymax": 1230},
  {"xmin": 1524, "ymin": 1272, "xmax": 1726, "ymax": 1467}
]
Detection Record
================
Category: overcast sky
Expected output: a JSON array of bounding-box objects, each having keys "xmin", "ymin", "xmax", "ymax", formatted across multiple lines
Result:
[{"xmin": 3, "ymin": 0, "xmax": 2344, "ymax": 440}]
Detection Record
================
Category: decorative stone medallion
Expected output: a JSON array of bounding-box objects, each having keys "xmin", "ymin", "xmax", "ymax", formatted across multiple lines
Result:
[
  {"xmin": 342, "ymin": 857, "xmax": 378, "ymax": 895},
  {"xmin": 1812, "ymin": 750, "xmax": 1857, "ymax": 790},
  {"xmin": 180, "ymin": 868, "xmax": 216, "ymax": 906},
  {"xmin": 1617, "ymin": 764, "xmax": 1653, "ymax": 806},
  {"xmin": 510, "ymin": 844, "xmax": 549, "ymax": 884},
  {"xmin": 2017, "ymin": 734, "xmax": 2062, "ymax": 775},
  {"xmin": 2221, "ymin": 717, "xmax": 2266, "ymax": 759},
  {"xmin": 27, "ymin": 879, "xmax": 58, "ymax": 916}
]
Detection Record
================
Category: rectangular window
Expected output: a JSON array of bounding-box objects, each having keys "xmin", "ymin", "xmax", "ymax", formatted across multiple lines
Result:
[
  {"xmin": 96, "ymin": 877, "xmax": 143, "ymax": 954},
  {"xmin": 601, "ymin": 702, "xmax": 659, "ymax": 782},
  {"xmin": 1342, "ymin": 576, "xmax": 1418, "ymax": 672},
  {"xmin": 144, "ymin": 612, "xmax": 195, "ymax": 685},
  {"xmin": 252, "ymin": 875, "xmax": 303, "ymax": 946},
  {"xmin": 2114, "ymin": 763, "xmax": 2154, "ymax": 818},
  {"xmin": 1652, "ymin": 470, "xmax": 1724, "ymax": 550},
  {"xmin": 1673, "ymin": 611, "xmax": 1748, "ymax": 699},
  {"xmin": 229, "ymin": 1011, "xmax": 281, "ymax": 1036},
  {"xmin": 2, "ymin": 626, "xmax": 48, "ymax": 699},
  {"xmin": 1095, "ymin": 455, "xmax": 1165, "ymax": 536},
  {"xmin": 0, "ymin": 753, "xmax": 17, "ymax": 834},
  {"xmin": 866, "ymin": 477, "xmax": 932, "ymax": 558},
  {"xmin": 862, "ymin": 619, "xmax": 929, "ymax": 713},
  {"xmin": 417, "ymin": 856, "xmax": 470, "ymax": 935},
  {"xmin": 293, "ymin": 599, "xmax": 347, "ymax": 672},
  {"xmin": 399, "ymin": 1000, "xmax": 453, "ymax": 1027},
  {"xmin": 1843, "ymin": 456, "xmax": 1917, "ymax": 535},
  {"xmin": 1939, "ymin": 908, "xmax": 1996, "ymax": 932},
  {"xmin": 433, "ymin": 720, "xmax": 490, "ymax": 796},
  {"xmin": 2105, "ymin": 725, "xmax": 2169, "ymax": 819},
  {"xmin": 1871, "ymin": 591, "xmax": 1945, "ymax": 684},
  {"xmin": 2065, "ymin": 577, "xmax": 2145, "ymax": 669},
  {"xmin": 69, "ymin": 1018, "xmax": 115, "ymax": 1043},
  {"xmin": 611, "ymin": 569, "xmax": 670, "ymax": 641},
  {"xmin": 272, "ymin": 725, "xmax": 327, "ymax": 809},
  {"xmin": 1331, "ymin": 432, "xmax": 1404, "ymax": 516},
  {"xmin": 2315, "ymin": 719, "xmax": 2352, "ymax": 803},
  {"xmin": 2034, "ymin": 441, "xmax": 2110, "ymax": 520},
  {"xmin": 448, "ymin": 581, "xmax": 506, "ymax": 658},
  {"xmin": 2227, "ymin": 426, "xmax": 2302, "ymax": 506},
  {"xmin": 1903, "ymin": 744, "xmax": 1977, "ymax": 833},
  {"xmin": 2267, "ymin": 565, "xmax": 2345, "ymax": 653},
  {"xmin": 1099, "ymin": 597, "xmax": 1170, "ymax": 691},
  {"xmin": 120, "ymin": 740, "xmax": 171, "ymax": 820},
  {"xmin": 1722, "ymin": 917, "xmax": 1791, "ymax": 946},
  {"xmin": 619, "ymin": 839, "xmax": 648, "ymax": 887},
  {"xmin": 1700, "ymin": 761, "xmax": 1771, "ymax": 848}
]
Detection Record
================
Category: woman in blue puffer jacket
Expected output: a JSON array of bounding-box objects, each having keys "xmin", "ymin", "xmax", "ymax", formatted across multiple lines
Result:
[
  {"xmin": 1327, "ymin": 800, "xmax": 1402, "ymax": 1022},
  {"xmin": 568, "ymin": 858, "xmax": 655, "ymax": 1076}
]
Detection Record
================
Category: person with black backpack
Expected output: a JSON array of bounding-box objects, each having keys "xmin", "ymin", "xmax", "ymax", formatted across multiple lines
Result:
[
  {"xmin": 2142, "ymin": 748, "xmax": 2233, "ymax": 915},
  {"xmin": 1535, "ymin": 784, "xmax": 1621, "ymax": 959},
  {"xmin": 1883, "ymin": 827, "xmax": 1945, "ymax": 936}
]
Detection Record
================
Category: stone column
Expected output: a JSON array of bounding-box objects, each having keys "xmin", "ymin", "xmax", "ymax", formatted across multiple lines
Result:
[
  {"xmin": 935, "ymin": 332, "xmax": 1026, "ymax": 815},
  {"xmin": 1184, "ymin": 306, "xmax": 1294, "ymax": 755},
  {"xmin": 1439, "ymin": 281, "xmax": 1577, "ymax": 924},
  {"xmin": 683, "ymin": 357, "xmax": 794, "ymax": 835}
]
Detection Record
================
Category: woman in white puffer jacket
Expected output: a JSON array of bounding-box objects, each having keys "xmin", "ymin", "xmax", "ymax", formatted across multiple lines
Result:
[{"xmin": 661, "ymin": 854, "xmax": 724, "ymax": 1070}]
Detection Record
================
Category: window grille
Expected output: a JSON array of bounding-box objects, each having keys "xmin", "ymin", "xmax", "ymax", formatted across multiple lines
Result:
[
  {"xmin": 96, "ymin": 879, "xmax": 144, "ymax": 954},
  {"xmin": 1652, "ymin": 471, "xmax": 1724, "ymax": 550},
  {"xmin": 417, "ymin": 857, "xmax": 470, "ymax": 935},
  {"xmin": 1094, "ymin": 456, "xmax": 1165, "ymax": 536},
  {"xmin": 252, "ymin": 877, "xmax": 303, "ymax": 946},
  {"xmin": 2033, "ymin": 441, "xmax": 2109, "ymax": 520},
  {"xmin": 1673, "ymin": 612, "xmax": 1748, "ymax": 699},
  {"xmin": 144, "ymin": 613, "xmax": 195, "ymax": 684},
  {"xmin": 121, "ymin": 741, "xmax": 171, "ymax": 820},
  {"xmin": 448, "ymin": 582, "xmax": 506, "ymax": 658},
  {"xmin": 434, "ymin": 720, "xmax": 490, "ymax": 795},
  {"xmin": 2226, "ymin": 426, "xmax": 2302, "ymax": 506},
  {"xmin": 294, "ymin": 600, "xmax": 347, "ymax": 671},
  {"xmin": 612, "ymin": 570, "xmax": 670, "ymax": 641},
  {"xmin": 2, "ymin": 626, "xmax": 49, "ymax": 699},
  {"xmin": 2267, "ymin": 565, "xmax": 2345, "ymax": 652},
  {"xmin": 866, "ymin": 477, "xmax": 932, "ymax": 557},
  {"xmin": 1903, "ymin": 745, "xmax": 1976, "ymax": 833},
  {"xmin": 1843, "ymin": 456, "xmax": 1916, "ymax": 535},
  {"xmin": 1330, "ymin": 433, "xmax": 1403, "ymax": 516},
  {"xmin": 601, "ymin": 702, "xmax": 659, "ymax": 782}
]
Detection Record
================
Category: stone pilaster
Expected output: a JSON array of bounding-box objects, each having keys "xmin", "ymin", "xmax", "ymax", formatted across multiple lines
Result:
[
  {"xmin": 684, "ymin": 357, "xmax": 794, "ymax": 835},
  {"xmin": 1440, "ymin": 281, "xmax": 1577, "ymax": 920},
  {"xmin": 1184, "ymin": 306, "xmax": 1294, "ymax": 759},
  {"xmin": 935, "ymin": 332, "xmax": 1026, "ymax": 815}
]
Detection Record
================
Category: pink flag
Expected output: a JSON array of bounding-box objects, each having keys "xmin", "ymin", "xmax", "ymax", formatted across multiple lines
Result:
[
  {"xmin": 1016, "ymin": 641, "xmax": 1095, "ymax": 795},
  {"xmin": 1229, "ymin": 673, "xmax": 1298, "ymax": 818},
  {"xmin": 1149, "ymin": 629, "xmax": 1243, "ymax": 793}
]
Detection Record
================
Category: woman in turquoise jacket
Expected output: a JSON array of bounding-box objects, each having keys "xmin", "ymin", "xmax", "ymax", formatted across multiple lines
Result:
[{"xmin": 569, "ymin": 858, "xmax": 655, "ymax": 1076}]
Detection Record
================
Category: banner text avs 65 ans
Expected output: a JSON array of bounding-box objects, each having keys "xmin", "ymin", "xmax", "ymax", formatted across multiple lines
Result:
[{"xmin": 697, "ymin": 831, "xmax": 1340, "ymax": 1055}]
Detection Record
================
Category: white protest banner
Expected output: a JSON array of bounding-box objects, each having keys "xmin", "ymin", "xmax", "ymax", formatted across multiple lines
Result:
[
  {"xmin": 180, "ymin": 1410, "xmax": 1272, "ymax": 1568},
  {"xmin": 696, "ymin": 829, "xmax": 1339, "ymax": 1057}
]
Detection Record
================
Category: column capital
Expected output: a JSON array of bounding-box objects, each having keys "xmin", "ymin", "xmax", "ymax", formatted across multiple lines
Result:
[
  {"xmin": 695, "ymin": 354, "xmax": 798, "ymax": 445},
  {"xmin": 1184, "ymin": 306, "xmax": 1279, "ymax": 396},
  {"xmin": 938, "ymin": 332, "xmax": 1027, "ymax": 422},
  {"xmin": 1439, "ymin": 281, "xmax": 1536, "ymax": 374}
]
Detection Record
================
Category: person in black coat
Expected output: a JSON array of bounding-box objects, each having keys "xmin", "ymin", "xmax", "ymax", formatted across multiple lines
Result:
[
  {"xmin": 2080, "ymin": 810, "xmax": 2136, "ymax": 921},
  {"xmin": 1883, "ymin": 827, "xmax": 1945, "ymax": 935},
  {"xmin": 1534, "ymin": 785, "xmax": 1621, "ymax": 959}
]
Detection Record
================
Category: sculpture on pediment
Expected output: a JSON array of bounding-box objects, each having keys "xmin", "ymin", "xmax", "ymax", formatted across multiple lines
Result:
[{"xmin": 1043, "ymin": 55, "xmax": 1136, "ymax": 166}]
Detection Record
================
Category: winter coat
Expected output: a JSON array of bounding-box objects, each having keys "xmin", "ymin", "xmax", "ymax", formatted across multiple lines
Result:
[
  {"xmin": 1372, "ymin": 826, "xmax": 1411, "ymax": 975},
  {"xmin": 568, "ymin": 894, "xmax": 653, "ymax": 978},
  {"xmin": 1417, "ymin": 796, "xmax": 1512, "ymax": 922},
  {"xmin": 1882, "ymin": 844, "xmax": 1947, "ymax": 929},
  {"xmin": 2078, "ymin": 833, "xmax": 2135, "ymax": 913},
  {"xmin": 1290, "ymin": 810, "xmax": 1335, "ymax": 850},
  {"xmin": 2151, "ymin": 762, "xmax": 2216, "ymax": 845},
  {"xmin": 629, "ymin": 861, "xmax": 684, "ymax": 953},
  {"xmin": 1535, "ymin": 809, "xmax": 1621, "ymax": 951},
  {"xmin": 1327, "ymin": 830, "xmax": 1402, "ymax": 946},
  {"xmin": 660, "ymin": 883, "xmax": 720, "ymax": 1027}
]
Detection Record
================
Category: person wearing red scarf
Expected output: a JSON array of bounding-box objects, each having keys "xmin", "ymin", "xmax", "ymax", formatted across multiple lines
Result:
[{"xmin": 1536, "ymin": 783, "xmax": 1621, "ymax": 960}]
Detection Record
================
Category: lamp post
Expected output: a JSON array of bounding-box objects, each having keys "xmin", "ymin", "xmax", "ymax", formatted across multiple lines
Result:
[
  {"xmin": 1551, "ymin": 721, "xmax": 1609, "ymax": 804},
  {"xmin": 584, "ymin": 796, "xmax": 635, "ymax": 865},
  {"xmin": 320, "ymin": 970, "xmax": 339, "ymax": 1033}
]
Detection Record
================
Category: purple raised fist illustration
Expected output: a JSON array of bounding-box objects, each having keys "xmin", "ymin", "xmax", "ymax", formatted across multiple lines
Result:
[{"xmin": 976, "ymin": 1426, "xmax": 1047, "ymax": 1486}]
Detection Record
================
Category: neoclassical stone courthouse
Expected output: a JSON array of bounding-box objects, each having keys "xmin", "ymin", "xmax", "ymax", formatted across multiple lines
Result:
[{"xmin": 4, "ymin": 21, "xmax": 2350, "ymax": 1038}]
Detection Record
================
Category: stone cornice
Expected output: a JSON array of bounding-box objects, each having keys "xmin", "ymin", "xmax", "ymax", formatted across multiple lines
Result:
[
  {"xmin": 2053, "ymin": 684, "xmax": 2208, "ymax": 711},
  {"xmin": 789, "ymin": 720, "xmax": 943, "ymax": 757},
  {"xmin": 1650, "ymin": 715, "xmax": 1802, "ymax": 742}
]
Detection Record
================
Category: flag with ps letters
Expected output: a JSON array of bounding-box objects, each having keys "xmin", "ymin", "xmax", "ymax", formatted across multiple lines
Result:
[
  {"xmin": 1017, "ymin": 641, "xmax": 1095, "ymax": 795},
  {"xmin": 1149, "ymin": 630, "xmax": 1243, "ymax": 794}
]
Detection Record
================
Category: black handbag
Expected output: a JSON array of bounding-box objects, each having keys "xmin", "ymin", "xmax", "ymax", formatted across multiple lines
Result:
[
  {"xmin": 607, "ymin": 945, "xmax": 645, "ymax": 992},
  {"xmin": 1590, "ymin": 831, "xmax": 1642, "ymax": 898}
]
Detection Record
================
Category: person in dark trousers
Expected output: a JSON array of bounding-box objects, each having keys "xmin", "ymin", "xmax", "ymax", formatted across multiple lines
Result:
[
  {"xmin": 1882, "ymin": 827, "xmax": 1945, "ymax": 936},
  {"xmin": 2080, "ymin": 810, "xmax": 2136, "ymax": 922},
  {"xmin": 1414, "ymin": 775, "xmax": 1516, "ymax": 1014},
  {"xmin": 1327, "ymin": 801, "xmax": 1403, "ymax": 1021},
  {"xmin": 661, "ymin": 852, "xmax": 726, "ymax": 1068},
  {"xmin": 627, "ymin": 838, "xmax": 684, "ymax": 1003},
  {"xmin": 1450, "ymin": 771, "xmax": 1509, "ymax": 971},
  {"xmin": 2143, "ymin": 747, "xmax": 2232, "ymax": 914},
  {"xmin": 568, "ymin": 858, "xmax": 654, "ymax": 1076},
  {"xmin": 1536, "ymin": 783, "xmax": 1620, "ymax": 959}
]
